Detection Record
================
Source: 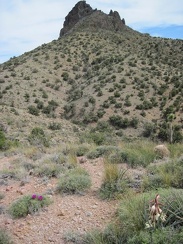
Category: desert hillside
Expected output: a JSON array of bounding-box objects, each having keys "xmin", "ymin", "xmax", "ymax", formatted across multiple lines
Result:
[{"xmin": 0, "ymin": 1, "xmax": 183, "ymax": 244}]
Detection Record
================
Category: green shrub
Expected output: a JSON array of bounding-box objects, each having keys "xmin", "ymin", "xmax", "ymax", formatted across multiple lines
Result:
[
  {"xmin": 163, "ymin": 190, "xmax": 183, "ymax": 228},
  {"xmin": 142, "ymin": 123, "xmax": 156, "ymax": 138},
  {"xmin": 8, "ymin": 194, "xmax": 51, "ymax": 218},
  {"xmin": 75, "ymin": 144, "xmax": 90, "ymax": 156},
  {"xmin": 109, "ymin": 115, "xmax": 129, "ymax": 129},
  {"xmin": 28, "ymin": 127, "xmax": 49, "ymax": 147},
  {"xmin": 28, "ymin": 105, "xmax": 39, "ymax": 116},
  {"xmin": 48, "ymin": 122, "xmax": 61, "ymax": 130},
  {"xmin": 0, "ymin": 130, "xmax": 6, "ymax": 150},
  {"xmin": 61, "ymin": 71, "xmax": 69, "ymax": 81},
  {"xmin": 88, "ymin": 132, "xmax": 106, "ymax": 145},
  {"xmin": 87, "ymin": 145, "xmax": 119, "ymax": 159},
  {"xmin": 0, "ymin": 229, "xmax": 13, "ymax": 244},
  {"xmin": 56, "ymin": 167, "xmax": 91, "ymax": 194}
]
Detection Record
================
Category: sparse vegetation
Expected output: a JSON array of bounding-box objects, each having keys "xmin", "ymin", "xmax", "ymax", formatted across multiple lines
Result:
[{"xmin": 0, "ymin": 5, "xmax": 182, "ymax": 243}]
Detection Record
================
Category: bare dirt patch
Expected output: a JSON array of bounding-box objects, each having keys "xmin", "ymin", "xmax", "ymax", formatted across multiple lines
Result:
[{"xmin": 0, "ymin": 156, "xmax": 118, "ymax": 244}]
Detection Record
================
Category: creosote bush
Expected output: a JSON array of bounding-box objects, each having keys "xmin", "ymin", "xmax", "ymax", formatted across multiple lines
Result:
[{"xmin": 56, "ymin": 167, "xmax": 91, "ymax": 194}]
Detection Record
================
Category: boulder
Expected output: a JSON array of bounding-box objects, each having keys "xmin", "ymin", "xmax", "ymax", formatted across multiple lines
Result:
[{"xmin": 154, "ymin": 144, "xmax": 170, "ymax": 158}]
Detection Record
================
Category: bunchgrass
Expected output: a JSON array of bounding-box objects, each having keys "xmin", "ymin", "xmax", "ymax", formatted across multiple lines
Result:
[
  {"xmin": 119, "ymin": 140, "xmax": 156, "ymax": 167},
  {"xmin": 99, "ymin": 161, "xmax": 128, "ymax": 199},
  {"xmin": 0, "ymin": 159, "xmax": 27, "ymax": 180},
  {"xmin": 34, "ymin": 160, "xmax": 64, "ymax": 178},
  {"xmin": 168, "ymin": 143, "xmax": 183, "ymax": 158},
  {"xmin": 142, "ymin": 159, "xmax": 183, "ymax": 191},
  {"xmin": 56, "ymin": 167, "xmax": 91, "ymax": 194},
  {"xmin": 86, "ymin": 145, "xmax": 119, "ymax": 159}
]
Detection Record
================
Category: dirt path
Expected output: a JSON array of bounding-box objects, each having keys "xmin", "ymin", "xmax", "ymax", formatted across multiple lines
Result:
[{"xmin": 0, "ymin": 156, "xmax": 118, "ymax": 244}]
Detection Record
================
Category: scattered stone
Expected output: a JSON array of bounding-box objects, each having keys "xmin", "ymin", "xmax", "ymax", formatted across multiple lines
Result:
[
  {"xmin": 85, "ymin": 211, "xmax": 92, "ymax": 217},
  {"xmin": 57, "ymin": 210, "xmax": 65, "ymax": 217},
  {"xmin": 78, "ymin": 157, "xmax": 87, "ymax": 164},
  {"xmin": 0, "ymin": 205, "xmax": 5, "ymax": 214},
  {"xmin": 16, "ymin": 189, "xmax": 24, "ymax": 195},
  {"xmin": 0, "ymin": 179, "xmax": 7, "ymax": 185}
]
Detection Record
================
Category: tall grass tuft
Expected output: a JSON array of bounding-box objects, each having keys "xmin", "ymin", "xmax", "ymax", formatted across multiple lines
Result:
[
  {"xmin": 99, "ymin": 161, "xmax": 128, "ymax": 199},
  {"xmin": 168, "ymin": 143, "xmax": 183, "ymax": 158},
  {"xmin": 119, "ymin": 140, "xmax": 156, "ymax": 167}
]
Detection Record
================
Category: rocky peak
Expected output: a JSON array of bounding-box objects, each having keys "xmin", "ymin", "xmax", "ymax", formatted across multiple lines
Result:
[
  {"xmin": 59, "ymin": 1, "xmax": 94, "ymax": 36},
  {"xmin": 59, "ymin": 1, "xmax": 126, "ymax": 37}
]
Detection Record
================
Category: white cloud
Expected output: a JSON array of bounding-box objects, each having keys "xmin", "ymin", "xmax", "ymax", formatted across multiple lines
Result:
[
  {"xmin": 0, "ymin": 0, "xmax": 183, "ymax": 63},
  {"xmin": 94, "ymin": 0, "xmax": 183, "ymax": 28}
]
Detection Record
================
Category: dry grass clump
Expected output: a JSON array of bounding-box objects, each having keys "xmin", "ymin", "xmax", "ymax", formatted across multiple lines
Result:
[
  {"xmin": 56, "ymin": 167, "xmax": 91, "ymax": 194},
  {"xmin": 99, "ymin": 160, "xmax": 128, "ymax": 199}
]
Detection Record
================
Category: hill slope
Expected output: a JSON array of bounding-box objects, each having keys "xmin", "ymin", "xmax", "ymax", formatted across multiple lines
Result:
[{"xmin": 0, "ymin": 1, "xmax": 182, "ymax": 143}]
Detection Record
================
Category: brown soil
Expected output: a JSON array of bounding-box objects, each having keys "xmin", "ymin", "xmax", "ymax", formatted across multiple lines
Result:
[{"xmin": 0, "ymin": 156, "xmax": 118, "ymax": 244}]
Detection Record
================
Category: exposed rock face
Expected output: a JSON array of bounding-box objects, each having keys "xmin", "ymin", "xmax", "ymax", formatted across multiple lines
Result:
[
  {"xmin": 59, "ymin": 1, "xmax": 126, "ymax": 37},
  {"xmin": 59, "ymin": 1, "xmax": 94, "ymax": 37}
]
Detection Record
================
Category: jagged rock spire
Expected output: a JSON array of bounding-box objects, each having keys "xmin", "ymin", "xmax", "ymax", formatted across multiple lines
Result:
[{"xmin": 59, "ymin": 1, "xmax": 126, "ymax": 37}]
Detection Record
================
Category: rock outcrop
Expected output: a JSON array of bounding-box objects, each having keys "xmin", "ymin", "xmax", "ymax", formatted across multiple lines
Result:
[
  {"xmin": 59, "ymin": 1, "xmax": 126, "ymax": 37},
  {"xmin": 59, "ymin": 1, "xmax": 94, "ymax": 37}
]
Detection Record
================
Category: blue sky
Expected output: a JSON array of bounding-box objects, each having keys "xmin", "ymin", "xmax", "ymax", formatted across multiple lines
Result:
[{"xmin": 0, "ymin": 0, "xmax": 183, "ymax": 64}]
